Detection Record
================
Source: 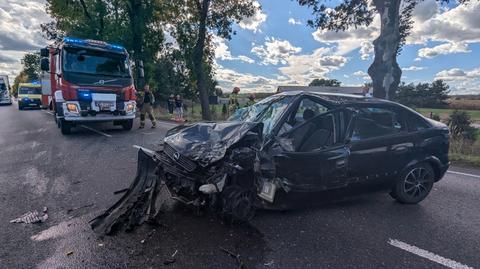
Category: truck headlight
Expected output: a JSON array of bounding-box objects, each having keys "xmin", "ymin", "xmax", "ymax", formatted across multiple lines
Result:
[
  {"xmin": 66, "ymin": 103, "xmax": 79, "ymax": 113},
  {"xmin": 126, "ymin": 102, "xmax": 135, "ymax": 113}
]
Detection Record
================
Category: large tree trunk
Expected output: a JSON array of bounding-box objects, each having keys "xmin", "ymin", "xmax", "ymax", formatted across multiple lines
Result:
[
  {"xmin": 128, "ymin": 0, "xmax": 146, "ymax": 89},
  {"xmin": 193, "ymin": 0, "xmax": 212, "ymax": 121},
  {"xmin": 368, "ymin": 0, "xmax": 402, "ymax": 100}
]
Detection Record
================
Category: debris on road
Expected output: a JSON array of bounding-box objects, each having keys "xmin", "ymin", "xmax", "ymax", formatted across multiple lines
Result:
[
  {"xmin": 163, "ymin": 250, "xmax": 178, "ymax": 265},
  {"xmin": 67, "ymin": 203, "xmax": 94, "ymax": 214},
  {"xmin": 10, "ymin": 210, "xmax": 48, "ymax": 224},
  {"xmin": 264, "ymin": 260, "xmax": 274, "ymax": 267},
  {"xmin": 66, "ymin": 251, "xmax": 74, "ymax": 256},
  {"xmin": 220, "ymin": 247, "xmax": 244, "ymax": 269}
]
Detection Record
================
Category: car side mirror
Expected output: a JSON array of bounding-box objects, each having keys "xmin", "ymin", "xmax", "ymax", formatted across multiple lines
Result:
[
  {"xmin": 40, "ymin": 48, "xmax": 49, "ymax": 57},
  {"xmin": 40, "ymin": 58, "xmax": 50, "ymax": 72}
]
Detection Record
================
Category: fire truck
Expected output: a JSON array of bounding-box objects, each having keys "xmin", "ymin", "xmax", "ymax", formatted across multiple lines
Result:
[{"xmin": 40, "ymin": 37, "xmax": 136, "ymax": 134}]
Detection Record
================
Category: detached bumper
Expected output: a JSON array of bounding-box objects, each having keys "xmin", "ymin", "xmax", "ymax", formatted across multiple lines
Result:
[{"xmin": 64, "ymin": 114, "xmax": 135, "ymax": 122}]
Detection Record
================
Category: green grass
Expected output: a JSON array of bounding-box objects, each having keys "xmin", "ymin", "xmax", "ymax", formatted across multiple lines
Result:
[
  {"xmin": 416, "ymin": 108, "xmax": 480, "ymax": 122},
  {"xmin": 449, "ymin": 153, "xmax": 480, "ymax": 168}
]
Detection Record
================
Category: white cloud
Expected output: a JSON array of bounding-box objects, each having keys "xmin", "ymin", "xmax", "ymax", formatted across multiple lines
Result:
[
  {"xmin": 359, "ymin": 41, "xmax": 374, "ymax": 60},
  {"xmin": 407, "ymin": 1, "xmax": 480, "ymax": 45},
  {"xmin": 312, "ymin": 14, "xmax": 380, "ymax": 55},
  {"xmin": 0, "ymin": 0, "xmax": 51, "ymax": 80},
  {"xmin": 353, "ymin": 70, "xmax": 367, "ymax": 77},
  {"xmin": 215, "ymin": 64, "xmax": 281, "ymax": 93},
  {"xmin": 251, "ymin": 37, "xmax": 302, "ymax": 65},
  {"xmin": 213, "ymin": 36, "xmax": 255, "ymax": 64},
  {"xmin": 288, "ymin": 18, "xmax": 302, "ymax": 25},
  {"xmin": 402, "ymin": 66, "xmax": 426, "ymax": 71},
  {"xmin": 278, "ymin": 47, "xmax": 348, "ymax": 85},
  {"xmin": 435, "ymin": 67, "xmax": 480, "ymax": 81},
  {"xmin": 418, "ymin": 42, "xmax": 470, "ymax": 58},
  {"xmin": 238, "ymin": 1, "xmax": 267, "ymax": 33}
]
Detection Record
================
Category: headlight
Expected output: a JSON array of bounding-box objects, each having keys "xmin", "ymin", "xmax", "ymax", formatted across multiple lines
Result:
[
  {"xmin": 126, "ymin": 103, "xmax": 135, "ymax": 112},
  {"xmin": 66, "ymin": 103, "xmax": 79, "ymax": 113}
]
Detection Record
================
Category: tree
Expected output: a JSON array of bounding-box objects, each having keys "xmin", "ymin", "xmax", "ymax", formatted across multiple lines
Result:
[
  {"xmin": 309, "ymin": 78, "xmax": 341, "ymax": 87},
  {"xmin": 296, "ymin": 0, "xmax": 470, "ymax": 100},
  {"xmin": 168, "ymin": 0, "xmax": 258, "ymax": 120},
  {"xmin": 21, "ymin": 53, "xmax": 41, "ymax": 81},
  {"xmin": 447, "ymin": 110, "xmax": 476, "ymax": 140},
  {"xmin": 395, "ymin": 80, "xmax": 449, "ymax": 108},
  {"xmin": 12, "ymin": 71, "xmax": 29, "ymax": 97}
]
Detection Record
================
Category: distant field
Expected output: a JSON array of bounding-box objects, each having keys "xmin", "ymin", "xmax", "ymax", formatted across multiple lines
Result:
[{"xmin": 417, "ymin": 108, "xmax": 480, "ymax": 122}]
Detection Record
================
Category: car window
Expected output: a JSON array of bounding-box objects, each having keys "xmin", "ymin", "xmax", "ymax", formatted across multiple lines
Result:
[
  {"xmin": 279, "ymin": 97, "xmax": 329, "ymax": 135},
  {"xmin": 351, "ymin": 107, "xmax": 405, "ymax": 141},
  {"xmin": 257, "ymin": 97, "xmax": 292, "ymax": 136},
  {"xmin": 407, "ymin": 113, "xmax": 430, "ymax": 132}
]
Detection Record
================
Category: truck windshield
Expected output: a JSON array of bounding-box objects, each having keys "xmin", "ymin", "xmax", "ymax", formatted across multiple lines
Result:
[
  {"xmin": 19, "ymin": 87, "xmax": 41, "ymax": 95},
  {"xmin": 0, "ymin": 84, "xmax": 6, "ymax": 92},
  {"xmin": 63, "ymin": 47, "xmax": 129, "ymax": 77}
]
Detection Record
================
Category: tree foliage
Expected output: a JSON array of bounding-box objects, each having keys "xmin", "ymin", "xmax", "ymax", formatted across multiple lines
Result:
[
  {"xmin": 11, "ymin": 53, "xmax": 41, "ymax": 97},
  {"xmin": 447, "ymin": 110, "xmax": 476, "ymax": 141},
  {"xmin": 395, "ymin": 80, "xmax": 449, "ymax": 108},
  {"xmin": 309, "ymin": 78, "xmax": 341, "ymax": 87},
  {"xmin": 166, "ymin": 0, "xmax": 258, "ymax": 120}
]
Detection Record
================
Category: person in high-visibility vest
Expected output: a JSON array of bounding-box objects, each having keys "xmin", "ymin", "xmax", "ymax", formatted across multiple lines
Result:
[
  {"xmin": 228, "ymin": 87, "xmax": 240, "ymax": 113},
  {"xmin": 137, "ymin": 85, "xmax": 157, "ymax": 129},
  {"xmin": 245, "ymin": 93, "xmax": 256, "ymax": 107}
]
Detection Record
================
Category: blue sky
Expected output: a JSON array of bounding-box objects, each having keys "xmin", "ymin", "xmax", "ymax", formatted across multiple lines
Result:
[
  {"xmin": 0, "ymin": 0, "xmax": 479, "ymax": 94},
  {"xmin": 213, "ymin": 0, "xmax": 480, "ymax": 94}
]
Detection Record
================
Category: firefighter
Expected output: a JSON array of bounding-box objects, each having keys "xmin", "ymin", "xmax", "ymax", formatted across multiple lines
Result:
[
  {"xmin": 228, "ymin": 87, "xmax": 240, "ymax": 113},
  {"xmin": 138, "ymin": 85, "xmax": 157, "ymax": 129},
  {"xmin": 245, "ymin": 93, "xmax": 256, "ymax": 107}
]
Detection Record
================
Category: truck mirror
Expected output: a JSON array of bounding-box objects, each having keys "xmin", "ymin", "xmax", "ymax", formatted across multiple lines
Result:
[
  {"xmin": 40, "ymin": 58, "xmax": 50, "ymax": 72},
  {"xmin": 40, "ymin": 48, "xmax": 49, "ymax": 57}
]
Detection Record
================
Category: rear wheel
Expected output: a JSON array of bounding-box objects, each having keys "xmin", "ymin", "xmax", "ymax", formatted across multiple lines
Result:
[
  {"xmin": 122, "ymin": 119, "xmax": 133, "ymax": 130},
  {"xmin": 390, "ymin": 163, "xmax": 434, "ymax": 204},
  {"xmin": 59, "ymin": 119, "xmax": 71, "ymax": 135}
]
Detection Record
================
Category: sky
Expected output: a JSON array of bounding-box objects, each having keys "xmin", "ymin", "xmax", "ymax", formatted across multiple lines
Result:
[{"xmin": 1, "ymin": 0, "xmax": 480, "ymax": 95}]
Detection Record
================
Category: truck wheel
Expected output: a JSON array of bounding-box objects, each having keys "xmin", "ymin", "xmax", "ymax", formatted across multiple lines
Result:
[
  {"xmin": 390, "ymin": 163, "xmax": 435, "ymax": 204},
  {"xmin": 60, "ymin": 119, "xmax": 71, "ymax": 135},
  {"xmin": 122, "ymin": 119, "xmax": 133, "ymax": 130}
]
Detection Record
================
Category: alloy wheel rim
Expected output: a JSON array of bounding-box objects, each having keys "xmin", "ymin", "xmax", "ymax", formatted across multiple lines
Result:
[{"xmin": 403, "ymin": 167, "xmax": 433, "ymax": 198}]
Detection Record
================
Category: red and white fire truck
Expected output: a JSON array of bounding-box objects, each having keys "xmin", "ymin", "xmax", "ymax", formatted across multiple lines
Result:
[{"xmin": 40, "ymin": 37, "xmax": 137, "ymax": 134}]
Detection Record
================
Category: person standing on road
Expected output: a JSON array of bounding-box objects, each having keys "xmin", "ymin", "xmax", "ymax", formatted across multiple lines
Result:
[
  {"xmin": 229, "ymin": 87, "xmax": 240, "ymax": 114},
  {"xmin": 138, "ymin": 85, "xmax": 157, "ymax": 129},
  {"xmin": 167, "ymin": 94, "xmax": 175, "ymax": 119},
  {"xmin": 174, "ymin": 94, "xmax": 184, "ymax": 122}
]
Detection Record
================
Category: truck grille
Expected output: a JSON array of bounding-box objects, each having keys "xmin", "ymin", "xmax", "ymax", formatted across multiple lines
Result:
[{"xmin": 163, "ymin": 143, "xmax": 197, "ymax": 172}]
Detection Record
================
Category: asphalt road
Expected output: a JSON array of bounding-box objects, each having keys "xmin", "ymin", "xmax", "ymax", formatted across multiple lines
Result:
[{"xmin": 1, "ymin": 102, "xmax": 479, "ymax": 269}]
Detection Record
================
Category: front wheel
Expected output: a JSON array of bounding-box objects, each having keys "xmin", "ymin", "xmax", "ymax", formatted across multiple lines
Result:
[
  {"xmin": 59, "ymin": 119, "xmax": 71, "ymax": 135},
  {"xmin": 122, "ymin": 119, "xmax": 133, "ymax": 130},
  {"xmin": 390, "ymin": 163, "xmax": 435, "ymax": 204}
]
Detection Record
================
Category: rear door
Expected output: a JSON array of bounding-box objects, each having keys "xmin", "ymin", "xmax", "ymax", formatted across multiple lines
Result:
[{"xmin": 346, "ymin": 105, "xmax": 412, "ymax": 186}]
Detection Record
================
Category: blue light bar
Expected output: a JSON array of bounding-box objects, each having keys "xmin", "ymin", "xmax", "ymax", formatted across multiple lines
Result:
[
  {"xmin": 63, "ymin": 37, "xmax": 125, "ymax": 52},
  {"xmin": 30, "ymin": 80, "xmax": 40, "ymax": 85},
  {"xmin": 77, "ymin": 89, "xmax": 92, "ymax": 102},
  {"xmin": 63, "ymin": 37, "xmax": 87, "ymax": 45}
]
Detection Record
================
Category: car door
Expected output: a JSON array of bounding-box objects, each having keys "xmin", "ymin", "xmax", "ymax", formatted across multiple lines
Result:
[
  {"xmin": 346, "ymin": 105, "xmax": 412, "ymax": 187},
  {"xmin": 272, "ymin": 109, "xmax": 351, "ymax": 191}
]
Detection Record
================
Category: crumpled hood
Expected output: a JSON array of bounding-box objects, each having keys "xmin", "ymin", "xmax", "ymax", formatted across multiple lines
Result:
[{"xmin": 164, "ymin": 121, "xmax": 262, "ymax": 167}]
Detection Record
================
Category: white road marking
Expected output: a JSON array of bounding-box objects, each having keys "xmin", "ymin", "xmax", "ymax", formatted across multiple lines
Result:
[
  {"xmin": 80, "ymin": 125, "xmax": 112, "ymax": 137},
  {"xmin": 447, "ymin": 170, "xmax": 480, "ymax": 179},
  {"xmin": 388, "ymin": 239, "xmax": 473, "ymax": 269},
  {"xmin": 157, "ymin": 120, "xmax": 178, "ymax": 127},
  {"xmin": 132, "ymin": 145, "xmax": 155, "ymax": 155},
  {"xmin": 44, "ymin": 111, "xmax": 55, "ymax": 116}
]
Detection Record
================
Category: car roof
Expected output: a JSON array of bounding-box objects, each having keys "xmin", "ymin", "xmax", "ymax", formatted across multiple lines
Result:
[{"xmin": 275, "ymin": 90, "xmax": 393, "ymax": 106}]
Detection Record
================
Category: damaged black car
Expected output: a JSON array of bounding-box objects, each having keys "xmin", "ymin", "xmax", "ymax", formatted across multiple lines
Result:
[{"xmin": 91, "ymin": 91, "xmax": 450, "ymax": 234}]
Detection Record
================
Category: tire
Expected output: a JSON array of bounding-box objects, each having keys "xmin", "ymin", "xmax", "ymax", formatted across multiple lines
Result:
[
  {"xmin": 390, "ymin": 163, "xmax": 435, "ymax": 204},
  {"xmin": 122, "ymin": 119, "xmax": 133, "ymax": 130},
  {"xmin": 18, "ymin": 104, "xmax": 23, "ymax": 110},
  {"xmin": 59, "ymin": 119, "xmax": 71, "ymax": 135}
]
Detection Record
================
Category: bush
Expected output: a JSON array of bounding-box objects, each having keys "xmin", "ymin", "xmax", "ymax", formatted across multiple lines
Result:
[
  {"xmin": 446, "ymin": 110, "xmax": 476, "ymax": 140},
  {"xmin": 430, "ymin": 113, "xmax": 441, "ymax": 121}
]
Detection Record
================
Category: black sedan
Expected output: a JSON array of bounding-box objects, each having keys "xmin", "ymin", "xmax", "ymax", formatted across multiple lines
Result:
[{"xmin": 91, "ymin": 91, "xmax": 450, "ymax": 233}]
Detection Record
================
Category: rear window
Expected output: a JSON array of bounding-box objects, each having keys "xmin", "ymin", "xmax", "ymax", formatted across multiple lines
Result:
[
  {"xmin": 351, "ymin": 107, "xmax": 405, "ymax": 141},
  {"xmin": 19, "ymin": 87, "xmax": 41, "ymax": 95}
]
